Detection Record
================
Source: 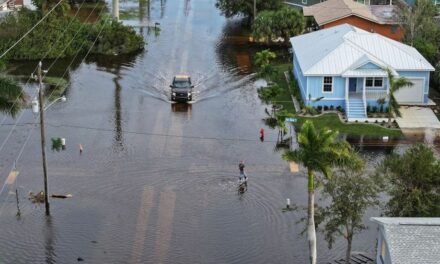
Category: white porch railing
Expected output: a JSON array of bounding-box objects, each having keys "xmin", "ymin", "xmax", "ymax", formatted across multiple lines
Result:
[{"xmin": 365, "ymin": 90, "xmax": 387, "ymax": 100}]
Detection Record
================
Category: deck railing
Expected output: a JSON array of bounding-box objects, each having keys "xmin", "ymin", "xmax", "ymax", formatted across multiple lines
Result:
[{"xmin": 365, "ymin": 90, "xmax": 387, "ymax": 100}]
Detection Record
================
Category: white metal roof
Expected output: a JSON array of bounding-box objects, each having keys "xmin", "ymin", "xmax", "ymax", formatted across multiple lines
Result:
[
  {"xmin": 371, "ymin": 217, "xmax": 440, "ymax": 264},
  {"xmin": 290, "ymin": 24, "xmax": 434, "ymax": 76}
]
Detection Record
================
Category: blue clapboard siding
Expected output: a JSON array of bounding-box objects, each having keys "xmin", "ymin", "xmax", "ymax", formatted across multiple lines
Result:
[{"xmin": 307, "ymin": 76, "xmax": 345, "ymax": 100}]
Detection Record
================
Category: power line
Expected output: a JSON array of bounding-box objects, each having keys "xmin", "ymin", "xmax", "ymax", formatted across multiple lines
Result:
[
  {"xmin": 0, "ymin": 0, "xmax": 92, "ymax": 131},
  {"xmin": 0, "ymin": 0, "xmax": 104, "ymax": 156},
  {"xmin": 0, "ymin": 0, "xmax": 65, "ymax": 60},
  {"xmin": 0, "ymin": 10, "xmax": 113, "ymax": 216}
]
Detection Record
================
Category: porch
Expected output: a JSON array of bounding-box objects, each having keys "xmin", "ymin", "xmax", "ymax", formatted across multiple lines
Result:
[{"xmin": 344, "ymin": 76, "xmax": 388, "ymax": 119}]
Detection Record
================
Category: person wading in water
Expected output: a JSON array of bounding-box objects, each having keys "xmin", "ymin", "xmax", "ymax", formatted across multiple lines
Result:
[{"xmin": 238, "ymin": 160, "xmax": 247, "ymax": 182}]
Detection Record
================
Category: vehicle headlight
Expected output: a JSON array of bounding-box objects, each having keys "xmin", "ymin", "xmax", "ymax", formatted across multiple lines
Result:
[
  {"xmin": 172, "ymin": 92, "xmax": 176, "ymax": 96},
  {"xmin": 187, "ymin": 92, "xmax": 192, "ymax": 96}
]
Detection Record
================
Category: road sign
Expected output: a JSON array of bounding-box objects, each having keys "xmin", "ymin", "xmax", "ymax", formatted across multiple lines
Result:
[{"xmin": 285, "ymin": 117, "xmax": 297, "ymax": 123}]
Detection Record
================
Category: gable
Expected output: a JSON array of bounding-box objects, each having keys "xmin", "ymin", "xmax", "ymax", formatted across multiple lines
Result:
[{"xmin": 357, "ymin": 62, "xmax": 381, "ymax": 70}]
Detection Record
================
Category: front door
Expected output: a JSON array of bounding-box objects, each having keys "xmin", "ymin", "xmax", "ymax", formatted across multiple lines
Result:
[{"xmin": 349, "ymin": 78, "xmax": 357, "ymax": 92}]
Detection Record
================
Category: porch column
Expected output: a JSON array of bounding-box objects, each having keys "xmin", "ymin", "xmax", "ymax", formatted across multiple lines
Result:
[
  {"xmin": 345, "ymin": 78, "xmax": 349, "ymax": 115},
  {"xmin": 363, "ymin": 77, "xmax": 367, "ymax": 116}
]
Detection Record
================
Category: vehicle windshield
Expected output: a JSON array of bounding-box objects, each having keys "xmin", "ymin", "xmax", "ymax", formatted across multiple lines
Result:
[{"xmin": 173, "ymin": 80, "xmax": 191, "ymax": 89}]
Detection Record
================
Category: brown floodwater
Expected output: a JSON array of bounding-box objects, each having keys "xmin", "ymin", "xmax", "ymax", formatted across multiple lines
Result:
[{"xmin": 0, "ymin": 0, "xmax": 438, "ymax": 263}]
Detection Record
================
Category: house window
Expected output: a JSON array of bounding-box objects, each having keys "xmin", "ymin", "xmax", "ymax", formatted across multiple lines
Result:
[
  {"xmin": 366, "ymin": 77, "xmax": 383, "ymax": 88},
  {"xmin": 323, "ymin": 76, "xmax": 333, "ymax": 92}
]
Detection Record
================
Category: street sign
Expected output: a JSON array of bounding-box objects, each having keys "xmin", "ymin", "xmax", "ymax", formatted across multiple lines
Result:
[{"xmin": 285, "ymin": 117, "xmax": 297, "ymax": 123}]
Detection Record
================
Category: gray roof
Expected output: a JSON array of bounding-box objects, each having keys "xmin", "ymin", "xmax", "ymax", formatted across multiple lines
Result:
[{"xmin": 371, "ymin": 217, "xmax": 440, "ymax": 264}]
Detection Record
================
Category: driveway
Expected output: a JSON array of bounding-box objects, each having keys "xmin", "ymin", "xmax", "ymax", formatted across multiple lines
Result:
[{"xmin": 396, "ymin": 106, "xmax": 440, "ymax": 129}]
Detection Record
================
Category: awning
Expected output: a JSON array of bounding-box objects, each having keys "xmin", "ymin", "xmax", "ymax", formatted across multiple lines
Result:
[{"xmin": 341, "ymin": 68, "xmax": 395, "ymax": 78}]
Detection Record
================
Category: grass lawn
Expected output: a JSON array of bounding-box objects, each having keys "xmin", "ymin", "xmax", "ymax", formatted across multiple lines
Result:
[
  {"xmin": 295, "ymin": 114, "xmax": 403, "ymax": 137},
  {"xmin": 271, "ymin": 63, "xmax": 296, "ymax": 113},
  {"xmin": 267, "ymin": 62, "xmax": 403, "ymax": 138}
]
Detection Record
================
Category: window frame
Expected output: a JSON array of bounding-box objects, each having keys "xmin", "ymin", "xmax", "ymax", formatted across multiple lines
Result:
[
  {"xmin": 365, "ymin": 77, "xmax": 384, "ymax": 89},
  {"xmin": 322, "ymin": 76, "xmax": 333, "ymax": 93}
]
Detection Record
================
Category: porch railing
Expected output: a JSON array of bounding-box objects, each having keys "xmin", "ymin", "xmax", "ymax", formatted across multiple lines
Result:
[{"xmin": 365, "ymin": 90, "xmax": 387, "ymax": 100}]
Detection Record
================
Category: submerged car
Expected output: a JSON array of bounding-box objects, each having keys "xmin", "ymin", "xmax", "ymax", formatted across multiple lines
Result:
[{"xmin": 170, "ymin": 75, "xmax": 194, "ymax": 102}]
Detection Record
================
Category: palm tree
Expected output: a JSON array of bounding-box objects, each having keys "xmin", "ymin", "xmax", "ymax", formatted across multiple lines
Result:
[
  {"xmin": 0, "ymin": 77, "xmax": 25, "ymax": 118},
  {"xmin": 283, "ymin": 121, "xmax": 362, "ymax": 264},
  {"xmin": 386, "ymin": 68, "xmax": 413, "ymax": 127},
  {"xmin": 254, "ymin": 49, "xmax": 277, "ymax": 79}
]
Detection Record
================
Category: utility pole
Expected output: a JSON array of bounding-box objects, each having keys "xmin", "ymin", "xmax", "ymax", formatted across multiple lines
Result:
[
  {"xmin": 38, "ymin": 61, "xmax": 50, "ymax": 216},
  {"xmin": 253, "ymin": 0, "xmax": 256, "ymax": 21}
]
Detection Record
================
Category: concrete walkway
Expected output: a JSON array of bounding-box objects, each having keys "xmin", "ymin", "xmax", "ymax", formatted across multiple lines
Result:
[{"xmin": 396, "ymin": 106, "xmax": 440, "ymax": 129}]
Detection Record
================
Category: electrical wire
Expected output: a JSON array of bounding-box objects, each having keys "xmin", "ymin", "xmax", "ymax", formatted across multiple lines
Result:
[
  {"xmin": 0, "ymin": 0, "xmax": 65, "ymax": 60},
  {"xmin": 0, "ymin": 0, "xmax": 103, "ymax": 156},
  {"xmin": 0, "ymin": 5, "xmax": 112, "ymax": 216}
]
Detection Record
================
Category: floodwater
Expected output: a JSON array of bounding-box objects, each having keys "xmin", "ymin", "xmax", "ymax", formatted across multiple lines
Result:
[{"xmin": 0, "ymin": 0, "xmax": 438, "ymax": 263}]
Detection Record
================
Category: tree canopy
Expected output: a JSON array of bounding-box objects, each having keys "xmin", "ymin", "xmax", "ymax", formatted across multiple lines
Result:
[
  {"xmin": 0, "ymin": 9, "xmax": 144, "ymax": 60},
  {"xmin": 401, "ymin": 0, "xmax": 440, "ymax": 64},
  {"xmin": 283, "ymin": 121, "xmax": 362, "ymax": 264},
  {"xmin": 215, "ymin": 0, "xmax": 283, "ymax": 20},
  {"xmin": 377, "ymin": 144, "xmax": 440, "ymax": 217},
  {"xmin": 252, "ymin": 7, "xmax": 304, "ymax": 44},
  {"xmin": 317, "ymin": 166, "xmax": 381, "ymax": 264}
]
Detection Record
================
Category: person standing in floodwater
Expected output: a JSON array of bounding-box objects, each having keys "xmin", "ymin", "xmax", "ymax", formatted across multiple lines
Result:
[
  {"xmin": 260, "ymin": 128, "xmax": 265, "ymax": 142},
  {"xmin": 239, "ymin": 160, "xmax": 247, "ymax": 181}
]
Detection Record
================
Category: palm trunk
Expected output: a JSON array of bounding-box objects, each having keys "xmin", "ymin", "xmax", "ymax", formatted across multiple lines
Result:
[{"xmin": 307, "ymin": 169, "xmax": 317, "ymax": 264}]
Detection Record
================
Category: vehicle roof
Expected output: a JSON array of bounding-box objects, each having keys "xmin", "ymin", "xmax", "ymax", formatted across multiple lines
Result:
[{"xmin": 174, "ymin": 74, "xmax": 190, "ymax": 79}]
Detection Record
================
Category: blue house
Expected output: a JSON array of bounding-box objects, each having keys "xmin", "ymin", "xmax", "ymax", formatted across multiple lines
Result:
[{"xmin": 290, "ymin": 24, "xmax": 434, "ymax": 119}]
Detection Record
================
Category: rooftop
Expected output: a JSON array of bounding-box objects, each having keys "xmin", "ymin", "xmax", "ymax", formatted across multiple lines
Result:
[
  {"xmin": 371, "ymin": 217, "xmax": 440, "ymax": 264},
  {"xmin": 290, "ymin": 24, "xmax": 434, "ymax": 76},
  {"xmin": 303, "ymin": 0, "xmax": 400, "ymax": 26}
]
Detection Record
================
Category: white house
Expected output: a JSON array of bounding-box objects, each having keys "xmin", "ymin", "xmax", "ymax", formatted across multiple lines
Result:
[
  {"xmin": 290, "ymin": 24, "xmax": 435, "ymax": 119},
  {"xmin": 371, "ymin": 217, "xmax": 440, "ymax": 264}
]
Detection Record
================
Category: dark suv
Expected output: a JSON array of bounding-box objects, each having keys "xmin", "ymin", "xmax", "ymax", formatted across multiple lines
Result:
[{"xmin": 170, "ymin": 75, "xmax": 194, "ymax": 102}]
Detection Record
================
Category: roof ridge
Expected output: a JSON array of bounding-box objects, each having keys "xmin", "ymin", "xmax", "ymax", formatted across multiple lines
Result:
[
  {"xmin": 343, "ymin": 32, "xmax": 392, "ymax": 71},
  {"xmin": 295, "ymin": 24, "xmax": 353, "ymax": 73},
  {"xmin": 344, "ymin": 32, "xmax": 425, "ymax": 71}
]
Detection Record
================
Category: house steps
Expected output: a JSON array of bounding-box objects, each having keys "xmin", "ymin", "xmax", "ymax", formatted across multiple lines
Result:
[{"xmin": 347, "ymin": 98, "xmax": 366, "ymax": 119}]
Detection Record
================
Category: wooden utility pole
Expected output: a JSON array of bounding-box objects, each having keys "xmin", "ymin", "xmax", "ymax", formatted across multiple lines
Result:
[
  {"xmin": 38, "ymin": 61, "xmax": 50, "ymax": 216},
  {"xmin": 253, "ymin": 0, "xmax": 256, "ymax": 21}
]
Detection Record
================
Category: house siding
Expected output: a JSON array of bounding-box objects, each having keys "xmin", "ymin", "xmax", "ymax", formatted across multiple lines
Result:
[
  {"xmin": 308, "ymin": 76, "xmax": 345, "ymax": 100},
  {"xmin": 293, "ymin": 53, "xmax": 308, "ymax": 102},
  {"xmin": 358, "ymin": 62, "xmax": 381, "ymax": 69},
  {"xmin": 321, "ymin": 16, "xmax": 404, "ymax": 41}
]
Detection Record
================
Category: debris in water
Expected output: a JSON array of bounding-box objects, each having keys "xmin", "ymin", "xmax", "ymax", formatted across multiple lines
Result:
[
  {"xmin": 51, "ymin": 194, "xmax": 73, "ymax": 199},
  {"xmin": 28, "ymin": 191, "xmax": 45, "ymax": 203},
  {"xmin": 77, "ymin": 257, "xmax": 84, "ymax": 262}
]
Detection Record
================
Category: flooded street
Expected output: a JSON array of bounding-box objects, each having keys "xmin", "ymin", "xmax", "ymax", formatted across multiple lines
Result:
[{"xmin": 0, "ymin": 0, "xmax": 435, "ymax": 263}]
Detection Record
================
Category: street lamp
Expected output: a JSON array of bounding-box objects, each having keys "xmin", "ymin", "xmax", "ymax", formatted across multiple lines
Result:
[{"xmin": 32, "ymin": 95, "xmax": 67, "ymax": 114}]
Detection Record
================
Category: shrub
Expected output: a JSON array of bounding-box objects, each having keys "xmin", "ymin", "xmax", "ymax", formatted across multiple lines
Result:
[
  {"xmin": 323, "ymin": 105, "xmax": 329, "ymax": 111},
  {"xmin": 379, "ymin": 105, "xmax": 384, "ymax": 113},
  {"xmin": 336, "ymin": 106, "xmax": 342, "ymax": 112},
  {"xmin": 372, "ymin": 106, "xmax": 378, "ymax": 113},
  {"xmin": 367, "ymin": 105, "xmax": 371, "ymax": 113},
  {"xmin": 317, "ymin": 105, "xmax": 323, "ymax": 111},
  {"xmin": 329, "ymin": 105, "xmax": 334, "ymax": 110}
]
